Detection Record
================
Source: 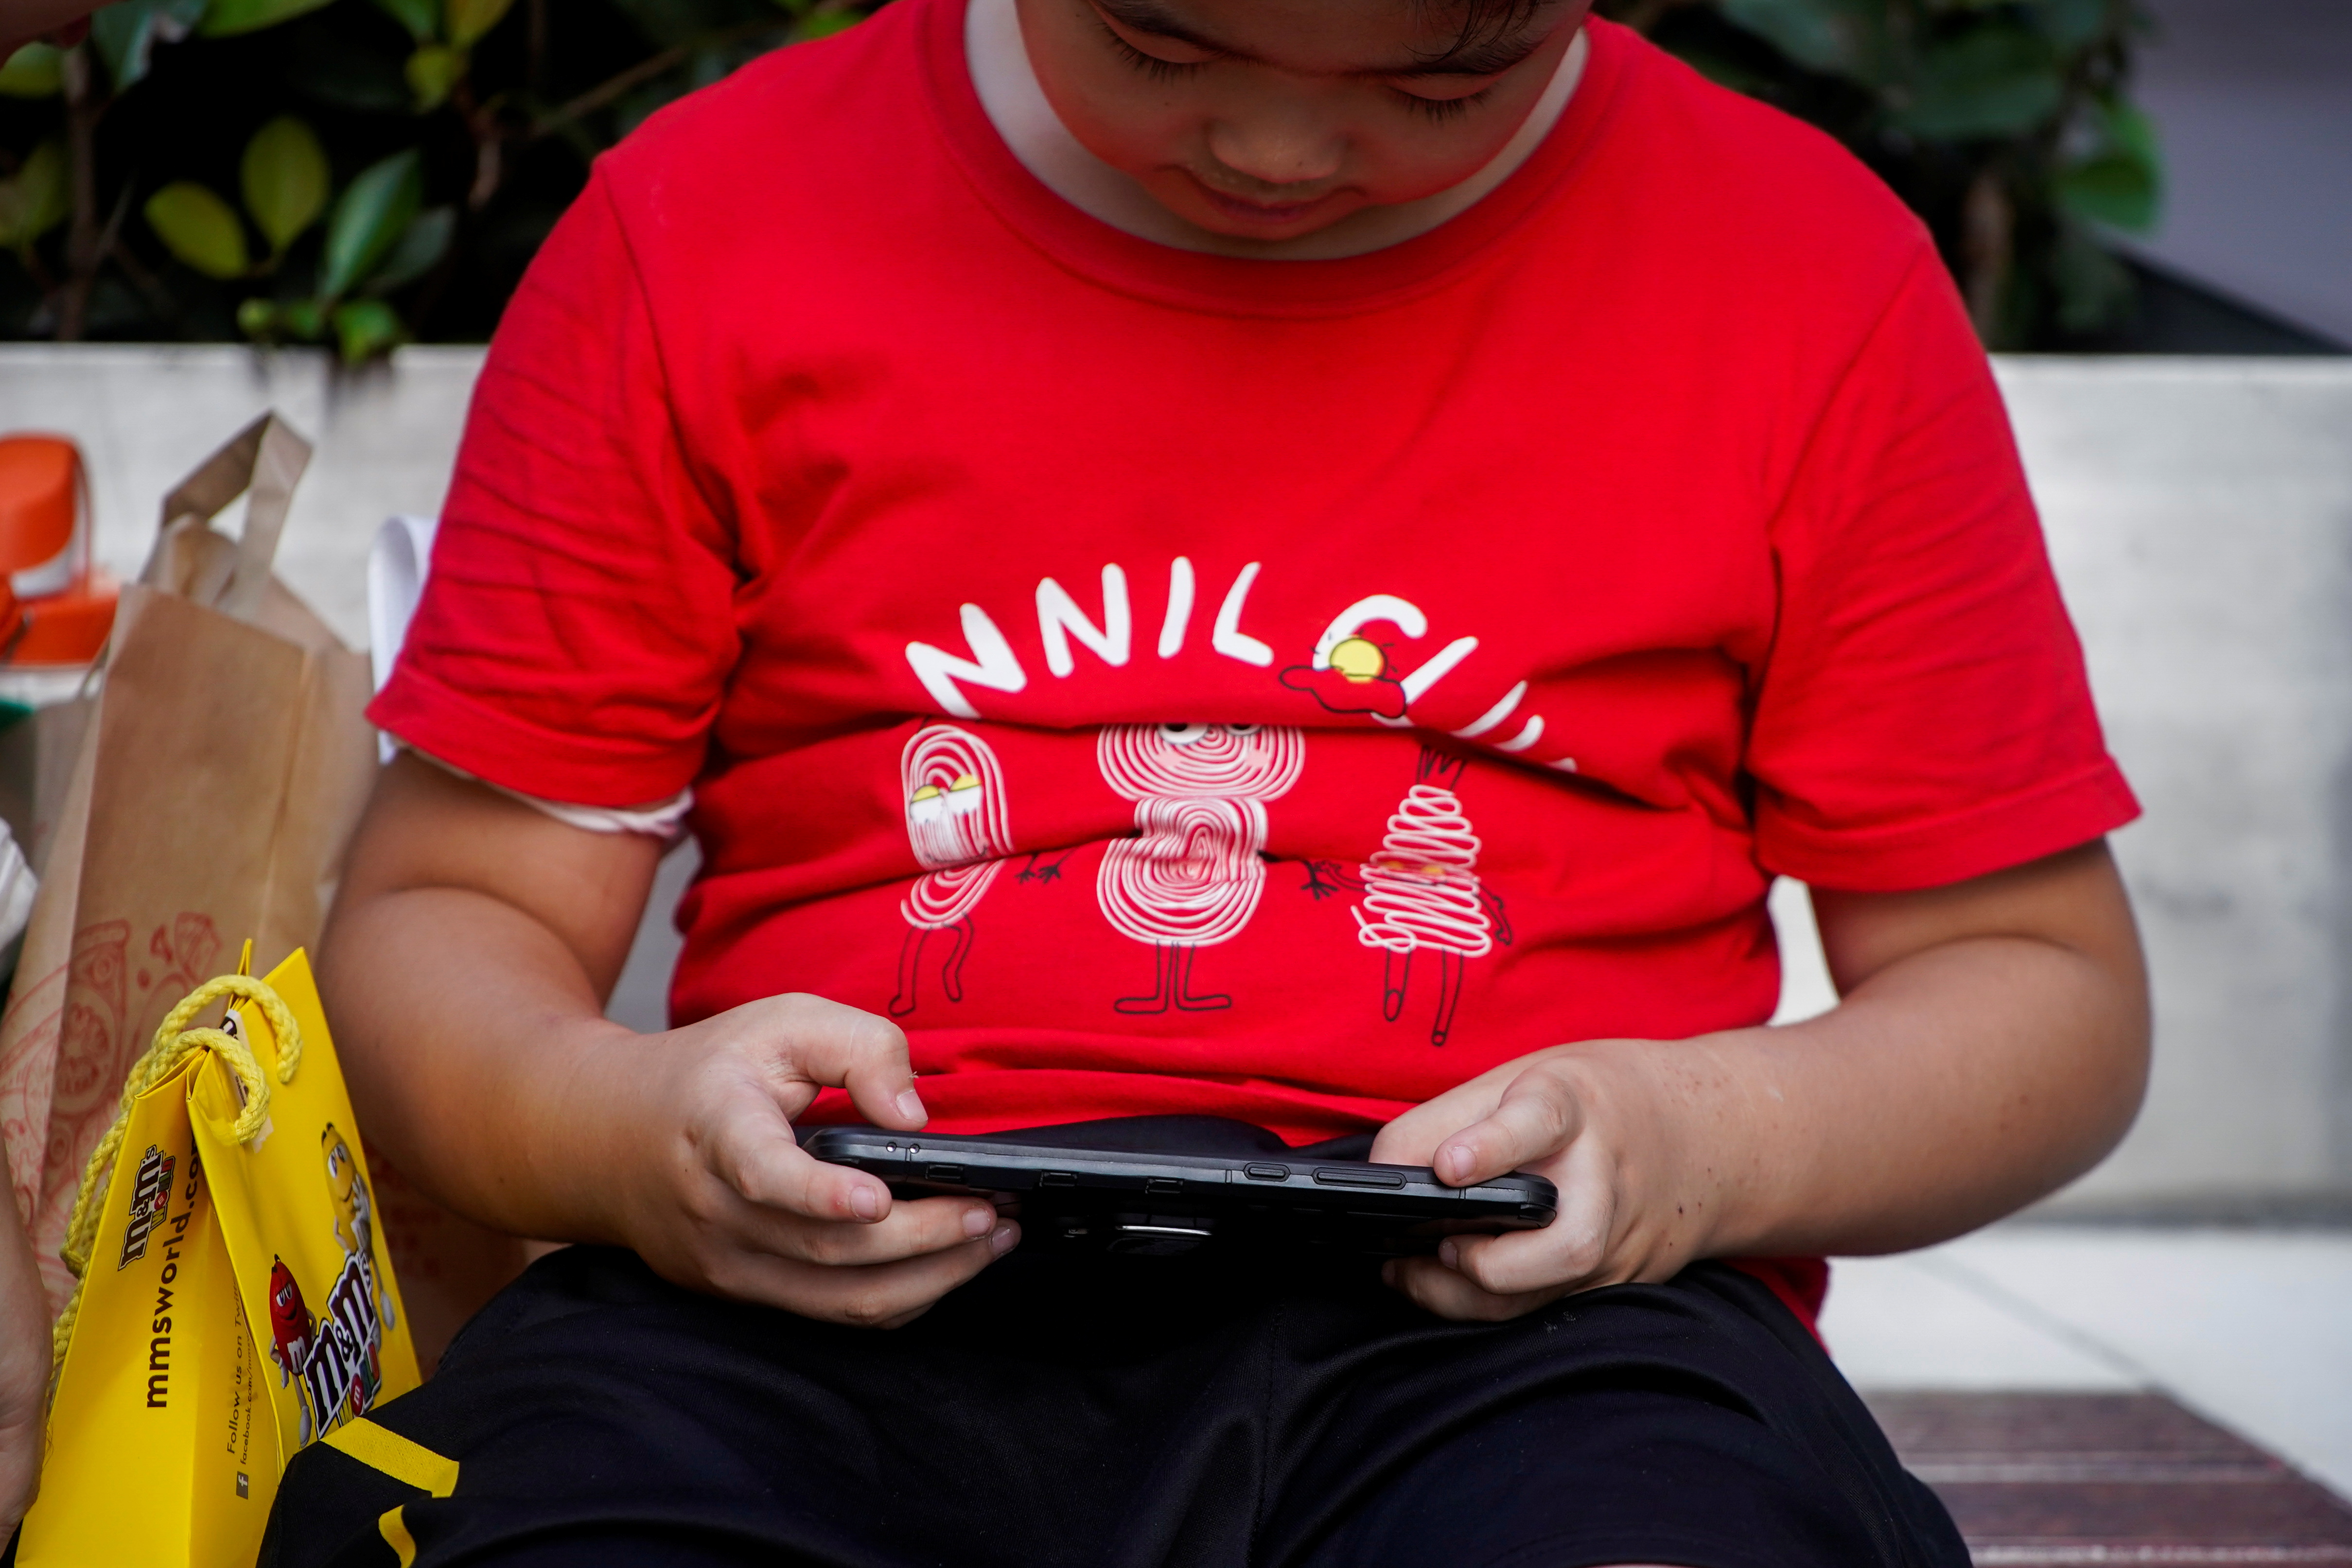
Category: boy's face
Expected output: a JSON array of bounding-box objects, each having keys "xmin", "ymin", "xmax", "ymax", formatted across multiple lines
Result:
[{"xmin": 1016, "ymin": 0, "xmax": 1590, "ymax": 243}]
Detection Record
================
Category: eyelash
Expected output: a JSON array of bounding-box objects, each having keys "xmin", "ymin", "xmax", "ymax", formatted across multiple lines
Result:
[
  {"xmin": 1101, "ymin": 22, "xmax": 1209, "ymax": 83},
  {"xmin": 1393, "ymin": 87, "xmax": 1492, "ymax": 123}
]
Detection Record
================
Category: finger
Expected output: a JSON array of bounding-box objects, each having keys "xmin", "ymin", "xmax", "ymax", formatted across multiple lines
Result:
[
  {"xmin": 1438, "ymin": 1137, "xmax": 1615, "ymax": 1297},
  {"xmin": 733, "ymin": 1194, "xmax": 1001, "ymax": 1268},
  {"xmin": 1429, "ymin": 1066, "xmax": 1583, "ymax": 1187},
  {"xmin": 1370, "ymin": 1090, "xmax": 1494, "ymax": 1167},
  {"xmin": 725, "ymin": 1221, "xmax": 1019, "ymax": 1327},
  {"xmin": 759, "ymin": 994, "xmax": 927, "ymax": 1129},
  {"xmin": 1381, "ymin": 1255, "xmax": 1564, "ymax": 1323},
  {"xmin": 709, "ymin": 1094, "xmax": 895, "ymax": 1223}
]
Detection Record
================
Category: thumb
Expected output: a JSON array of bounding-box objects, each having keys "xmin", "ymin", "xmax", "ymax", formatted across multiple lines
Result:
[{"xmin": 1430, "ymin": 1066, "xmax": 1581, "ymax": 1187}]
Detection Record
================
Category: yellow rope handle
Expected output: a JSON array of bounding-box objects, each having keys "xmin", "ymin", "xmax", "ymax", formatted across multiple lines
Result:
[{"xmin": 48, "ymin": 973, "xmax": 302, "ymax": 1391}]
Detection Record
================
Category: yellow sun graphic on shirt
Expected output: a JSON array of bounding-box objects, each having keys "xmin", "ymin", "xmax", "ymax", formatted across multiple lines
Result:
[{"xmin": 1327, "ymin": 637, "xmax": 1387, "ymax": 683}]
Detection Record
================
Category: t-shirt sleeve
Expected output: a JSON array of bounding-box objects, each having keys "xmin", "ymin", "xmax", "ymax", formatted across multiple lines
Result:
[
  {"xmin": 368, "ymin": 167, "xmax": 738, "ymax": 808},
  {"xmin": 1747, "ymin": 243, "xmax": 2138, "ymax": 892}
]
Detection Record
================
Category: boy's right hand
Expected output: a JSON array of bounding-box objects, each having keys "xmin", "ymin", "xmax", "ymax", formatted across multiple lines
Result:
[{"xmin": 582, "ymin": 993, "xmax": 1018, "ymax": 1329}]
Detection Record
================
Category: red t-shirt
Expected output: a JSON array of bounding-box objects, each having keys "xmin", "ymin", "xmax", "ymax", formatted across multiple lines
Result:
[{"xmin": 377, "ymin": 3, "xmax": 2134, "ymax": 1160}]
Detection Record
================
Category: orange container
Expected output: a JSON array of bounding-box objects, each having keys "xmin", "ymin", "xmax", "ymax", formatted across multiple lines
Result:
[
  {"xmin": 0, "ymin": 435, "xmax": 77, "ymax": 574},
  {"xmin": 0, "ymin": 434, "xmax": 117, "ymax": 666}
]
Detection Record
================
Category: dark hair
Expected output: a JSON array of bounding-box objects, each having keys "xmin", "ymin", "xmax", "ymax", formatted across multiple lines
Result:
[{"xmin": 1420, "ymin": 0, "xmax": 1565, "ymax": 60}]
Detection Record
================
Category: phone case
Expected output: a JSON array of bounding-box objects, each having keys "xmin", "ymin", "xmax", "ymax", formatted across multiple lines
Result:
[{"xmin": 803, "ymin": 1127, "xmax": 1557, "ymax": 1257}]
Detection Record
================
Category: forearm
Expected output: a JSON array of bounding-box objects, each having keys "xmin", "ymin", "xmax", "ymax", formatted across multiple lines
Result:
[
  {"xmin": 1655, "ymin": 922, "xmax": 2148, "ymax": 1258},
  {"xmin": 317, "ymin": 755, "xmax": 664, "ymax": 1243},
  {"xmin": 320, "ymin": 885, "xmax": 645, "ymax": 1242}
]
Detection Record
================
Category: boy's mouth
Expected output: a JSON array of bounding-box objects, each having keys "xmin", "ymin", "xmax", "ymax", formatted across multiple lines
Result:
[{"xmin": 1191, "ymin": 178, "xmax": 1339, "ymax": 231}]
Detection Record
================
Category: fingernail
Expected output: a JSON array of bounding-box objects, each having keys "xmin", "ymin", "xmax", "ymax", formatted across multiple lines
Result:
[
  {"xmin": 849, "ymin": 1184, "xmax": 881, "ymax": 1221},
  {"xmin": 1438, "ymin": 1239, "xmax": 1460, "ymax": 1270},
  {"xmin": 895, "ymin": 1089, "xmax": 927, "ymax": 1124},
  {"xmin": 988, "ymin": 1222, "xmax": 1019, "ymax": 1256},
  {"xmin": 1380, "ymin": 1259, "xmax": 1399, "ymax": 1288},
  {"xmin": 1439, "ymin": 1146, "xmax": 1469, "ymax": 1184},
  {"xmin": 963, "ymin": 1205, "xmax": 994, "ymax": 1238}
]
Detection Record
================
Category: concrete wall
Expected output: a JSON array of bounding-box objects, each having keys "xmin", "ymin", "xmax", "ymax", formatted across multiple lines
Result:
[
  {"xmin": 1, "ymin": 346, "xmax": 2346, "ymax": 1212},
  {"xmin": 0, "ymin": 345, "xmax": 482, "ymax": 650},
  {"xmin": 2005, "ymin": 360, "xmax": 2352, "ymax": 1217}
]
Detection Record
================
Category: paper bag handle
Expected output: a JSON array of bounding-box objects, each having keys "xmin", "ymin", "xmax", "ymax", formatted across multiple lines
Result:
[
  {"xmin": 48, "ymin": 973, "xmax": 303, "ymax": 1391},
  {"xmin": 147, "ymin": 413, "xmax": 314, "ymax": 621}
]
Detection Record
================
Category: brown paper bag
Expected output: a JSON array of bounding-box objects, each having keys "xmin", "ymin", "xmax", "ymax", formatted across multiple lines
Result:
[{"xmin": 0, "ymin": 413, "xmax": 377, "ymax": 1315}]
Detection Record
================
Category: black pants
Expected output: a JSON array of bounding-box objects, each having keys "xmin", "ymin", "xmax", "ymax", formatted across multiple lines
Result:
[{"xmin": 263, "ymin": 1240, "xmax": 1966, "ymax": 1568}]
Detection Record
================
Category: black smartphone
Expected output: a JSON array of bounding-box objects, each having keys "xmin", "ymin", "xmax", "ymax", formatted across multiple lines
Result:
[{"xmin": 802, "ymin": 1124, "xmax": 1558, "ymax": 1257}]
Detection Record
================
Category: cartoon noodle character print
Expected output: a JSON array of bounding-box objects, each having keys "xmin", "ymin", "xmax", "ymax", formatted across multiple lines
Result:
[
  {"xmin": 267, "ymin": 1256, "xmax": 319, "ymax": 1446},
  {"xmin": 322, "ymin": 1123, "xmax": 392, "ymax": 1331},
  {"xmin": 1096, "ymin": 723, "xmax": 1305, "ymax": 1013},
  {"xmin": 894, "ymin": 724, "xmax": 1016, "ymax": 1017},
  {"xmin": 1352, "ymin": 747, "xmax": 1512, "ymax": 1047}
]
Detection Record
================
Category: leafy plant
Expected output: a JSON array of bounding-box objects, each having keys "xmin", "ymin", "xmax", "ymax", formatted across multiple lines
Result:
[
  {"xmin": 1596, "ymin": 0, "xmax": 2162, "ymax": 345},
  {"xmin": 0, "ymin": 0, "xmax": 864, "ymax": 357},
  {"xmin": 0, "ymin": 0, "xmax": 2155, "ymax": 355}
]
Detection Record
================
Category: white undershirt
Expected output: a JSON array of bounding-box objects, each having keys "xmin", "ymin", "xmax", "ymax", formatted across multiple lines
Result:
[{"xmin": 406, "ymin": 744, "xmax": 694, "ymax": 840}]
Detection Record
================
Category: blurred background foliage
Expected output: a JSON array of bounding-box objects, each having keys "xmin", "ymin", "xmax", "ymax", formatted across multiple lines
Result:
[
  {"xmin": 1595, "ymin": 0, "xmax": 2162, "ymax": 348},
  {"xmin": 0, "ymin": 0, "xmax": 2159, "ymax": 357}
]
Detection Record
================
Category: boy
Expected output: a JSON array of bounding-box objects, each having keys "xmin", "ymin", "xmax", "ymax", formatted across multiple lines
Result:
[{"xmin": 276, "ymin": 0, "xmax": 2148, "ymax": 1560}]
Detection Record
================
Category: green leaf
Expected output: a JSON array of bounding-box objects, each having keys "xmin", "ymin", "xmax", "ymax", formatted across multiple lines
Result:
[
  {"xmin": 2056, "ymin": 154, "xmax": 2157, "ymax": 230},
  {"xmin": 320, "ymin": 148, "xmax": 423, "ymax": 299},
  {"xmin": 443, "ymin": 0, "xmax": 517, "ymax": 49},
  {"xmin": 235, "ymin": 296, "xmax": 279, "ymax": 339},
  {"xmin": 1891, "ymin": 27, "xmax": 2065, "ymax": 139},
  {"xmin": 92, "ymin": 1, "xmax": 158, "ymax": 91},
  {"xmin": 405, "ymin": 43, "xmax": 465, "ymax": 110},
  {"xmin": 790, "ymin": 8, "xmax": 859, "ymax": 40},
  {"xmin": 2030, "ymin": 0, "xmax": 2112, "ymax": 52},
  {"xmin": 2102, "ymin": 96, "xmax": 2160, "ymax": 168},
  {"xmin": 144, "ymin": 182, "xmax": 251, "ymax": 279},
  {"xmin": 199, "ymin": 0, "xmax": 338, "ymax": 39},
  {"xmin": 2056, "ymin": 98, "xmax": 2161, "ymax": 230},
  {"xmin": 281, "ymin": 297, "xmax": 326, "ymax": 340},
  {"xmin": 0, "ymin": 139, "xmax": 69, "ymax": 250},
  {"xmin": 369, "ymin": 0, "xmax": 439, "ymax": 41},
  {"xmin": 0, "ymin": 42, "xmax": 66, "ymax": 98},
  {"xmin": 241, "ymin": 116, "xmax": 330, "ymax": 254},
  {"xmin": 363, "ymin": 205, "xmax": 454, "ymax": 292},
  {"xmin": 331, "ymin": 298, "xmax": 406, "ymax": 364},
  {"xmin": 91, "ymin": 0, "xmax": 205, "ymax": 87},
  {"xmin": 1719, "ymin": 0, "xmax": 1891, "ymax": 82}
]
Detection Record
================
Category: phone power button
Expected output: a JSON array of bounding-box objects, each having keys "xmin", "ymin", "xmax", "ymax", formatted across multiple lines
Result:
[{"xmin": 1243, "ymin": 1164, "xmax": 1290, "ymax": 1182}]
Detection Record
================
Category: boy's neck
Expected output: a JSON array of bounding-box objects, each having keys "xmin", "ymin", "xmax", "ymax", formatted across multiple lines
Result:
[{"xmin": 965, "ymin": 0, "xmax": 1589, "ymax": 261}]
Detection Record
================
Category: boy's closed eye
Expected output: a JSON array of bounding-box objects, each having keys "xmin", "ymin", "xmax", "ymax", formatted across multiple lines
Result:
[{"xmin": 1086, "ymin": 0, "xmax": 1525, "ymax": 110}]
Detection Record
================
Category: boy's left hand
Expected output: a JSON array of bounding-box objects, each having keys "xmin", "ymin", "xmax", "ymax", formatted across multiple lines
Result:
[{"xmin": 1370, "ymin": 1040, "xmax": 1712, "ymax": 1321}]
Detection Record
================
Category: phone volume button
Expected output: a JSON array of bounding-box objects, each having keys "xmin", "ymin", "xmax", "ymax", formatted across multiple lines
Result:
[
  {"xmin": 1312, "ymin": 1167, "xmax": 1406, "ymax": 1189},
  {"xmin": 1243, "ymin": 1164, "xmax": 1290, "ymax": 1182}
]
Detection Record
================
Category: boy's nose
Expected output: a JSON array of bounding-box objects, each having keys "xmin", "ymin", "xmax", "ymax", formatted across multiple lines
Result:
[{"xmin": 1203, "ymin": 111, "xmax": 1346, "ymax": 190}]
